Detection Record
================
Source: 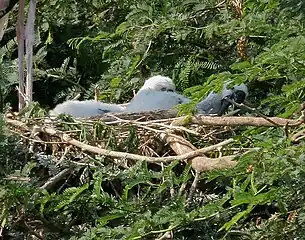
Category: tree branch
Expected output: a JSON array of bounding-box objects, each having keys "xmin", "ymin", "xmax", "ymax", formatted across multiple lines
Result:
[
  {"xmin": 5, "ymin": 117, "xmax": 236, "ymax": 166},
  {"xmin": 0, "ymin": 0, "xmax": 18, "ymax": 19},
  {"xmin": 82, "ymin": 110, "xmax": 303, "ymax": 128}
]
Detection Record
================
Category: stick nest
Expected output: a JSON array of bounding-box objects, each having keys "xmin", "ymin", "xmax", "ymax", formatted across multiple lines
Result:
[{"xmin": 4, "ymin": 108, "xmax": 303, "ymax": 190}]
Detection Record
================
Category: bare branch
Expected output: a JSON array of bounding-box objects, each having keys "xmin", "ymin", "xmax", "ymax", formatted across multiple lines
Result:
[
  {"xmin": 16, "ymin": 0, "xmax": 25, "ymax": 110},
  {"xmin": 82, "ymin": 110, "xmax": 303, "ymax": 128},
  {"xmin": 40, "ymin": 168, "xmax": 73, "ymax": 190},
  {"xmin": 5, "ymin": 117, "xmax": 236, "ymax": 166},
  {"xmin": 0, "ymin": 0, "xmax": 18, "ymax": 19},
  {"xmin": 25, "ymin": 0, "xmax": 36, "ymax": 105}
]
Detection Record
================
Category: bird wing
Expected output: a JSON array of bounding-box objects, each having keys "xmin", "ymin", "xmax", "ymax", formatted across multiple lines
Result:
[
  {"xmin": 50, "ymin": 100, "xmax": 125, "ymax": 118},
  {"xmin": 126, "ymin": 91, "xmax": 190, "ymax": 113},
  {"xmin": 196, "ymin": 92, "xmax": 223, "ymax": 114}
]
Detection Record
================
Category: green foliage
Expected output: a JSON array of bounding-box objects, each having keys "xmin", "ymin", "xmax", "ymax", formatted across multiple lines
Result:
[
  {"xmin": 0, "ymin": 39, "xmax": 18, "ymax": 111},
  {"xmin": 2, "ymin": 0, "xmax": 305, "ymax": 239}
]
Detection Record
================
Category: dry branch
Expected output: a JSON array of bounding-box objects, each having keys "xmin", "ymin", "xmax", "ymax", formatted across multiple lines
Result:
[
  {"xmin": 5, "ymin": 108, "xmax": 303, "ymax": 173},
  {"xmin": 40, "ymin": 168, "xmax": 73, "ymax": 190},
  {"xmin": 190, "ymin": 115, "xmax": 302, "ymax": 127},
  {"xmin": 160, "ymin": 128, "xmax": 237, "ymax": 172},
  {"xmin": 291, "ymin": 128, "xmax": 305, "ymax": 143},
  {"xmin": 85, "ymin": 110, "xmax": 303, "ymax": 128},
  {"xmin": 17, "ymin": 0, "xmax": 25, "ymax": 110},
  {"xmin": 25, "ymin": 0, "xmax": 37, "ymax": 105},
  {"xmin": 5, "ymin": 117, "xmax": 236, "ymax": 166}
]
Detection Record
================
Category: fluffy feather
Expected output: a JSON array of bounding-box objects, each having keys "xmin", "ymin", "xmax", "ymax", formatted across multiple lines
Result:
[
  {"xmin": 139, "ymin": 75, "xmax": 175, "ymax": 92},
  {"xmin": 49, "ymin": 75, "xmax": 176, "ymax": 118},
  {"xmin": 197, "ymin": 82, "xmax": 249, "ymax": 115},
  {"xmin": 125, "ymin": 75, "xmax": 188, "ymax": 113},
  {"xmin": 196, "ymin": 92, "xmax": 223, "ymax": 115},
  {"xmin": 50, "ymin": 100, "xmax": 125, "ymax": 118},
  {"xmin": 125, "ymin": 90, "xmax": 190, "ymax": 113},
  {"xmin": 50, "ymin": 76, "xmax": 248, "ymax": 118}
]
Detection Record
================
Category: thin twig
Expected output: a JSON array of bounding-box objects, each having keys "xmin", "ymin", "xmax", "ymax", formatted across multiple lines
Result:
[
  {"xmin": 186, "ymin": 171, "xmax": 200, "ymax": 207},
  {"xmin": 40, "ymin": 168, "xmax": 73, "ymax": 190},
  {"xmin": 55, "ymin": 146, "xmax": 72, "ymax": 166},
  {"xmin": 5, "ymin": 117, "xmax": 236, "ymax": 164},
  {"xmin": 224, "ymin": 97, "xmax": 281, "ymax": 126},
  {"xmin": 106, "ymin": 113, "xmax": 200, "ymax": 136}
]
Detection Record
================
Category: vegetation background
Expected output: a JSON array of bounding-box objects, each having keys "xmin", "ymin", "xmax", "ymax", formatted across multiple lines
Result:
[{"xmin": 1, "ymin": 0, "xmax": 305, "ymax": 239}]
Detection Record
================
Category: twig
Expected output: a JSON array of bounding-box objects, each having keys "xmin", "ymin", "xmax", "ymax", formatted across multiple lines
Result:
[
  {"xmin": 131, "ymin": 225, "xmax": 179, "ymax": 240},
  {"xmin": 72, "ymin": 93, "xmax": 81, "ymax": 100},
  {"xmin": 28, "ymin": 125, "xmax": 42, "ymax": 152},
  {"xmin": 186, "ymin": 171, "xmax": 200, "ymax": 207},
  {"xmin": 94, "ymin": 84, "xmax": 100, "ymax": 101},
  {"xmin": 291, "ymin": 128, "xmax": 305, "ymax": 143},
  {"xmin": 5, "ymin": 117, "xmax": 236, "ymax": 165},
  {"xmin": 157, "ymin": 230, "xmax": 173, "ymax": 240},
  {"xmin": 106, "ymin": 113, "xmax": 200, "ymax": 136},
  {"xmin": 55, "ymin": 146, "xmax": 72, "ymax": 166},
  {"xmin": 3, "ymin": 176, "xmax": 31, "ymax": 181},
  {"xmin": 40, "ymin": 168, "xmax": 73, "ymax": 190},
  {"xmin": 83, "ymin": 109, "xmax": 303, "ymax": 127},
  {"xmin": 159, "ymin": 128, "xmax": 237, "ymax": 172},
  {"xmin": 191, "ymin": 115, "xmax": 302, "ymax": 127},
  {"xmin": 177, "ymin": 182, "xmax": 187, "ymax": 197},
  {"xmin": 16, "ymin": 86, "xmax": 27, "ymax": 106},
  {"xmin": 69, "ymin": 161, "xmax": 96, "ymax": 168},
  {"xmin": 135, "ymin": 40, "xmax": 152, "ymax": 70},
  {"xmin": 224, "ymin": 97, "xmax": 281, "ymax": 126}
]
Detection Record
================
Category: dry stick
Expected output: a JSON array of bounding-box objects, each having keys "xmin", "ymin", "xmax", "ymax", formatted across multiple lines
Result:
[
  {"xmin": 125, "ymin": 122, "xmax": 193, "ymax": 145},
  {"xmin": 60, "ymin": 129, "xmax": 234, "ymax": 163},
  {"xmin": 223, "ymin": 97, "xmax": 281, "ymax": 126},
  {"xmin": 291, "ymin": 128, "xmax": 305, "ymax": 143},
  {"xmin": 70, "ymin": 161, "xmax": 96, "ymax": 168},
  {"xmin": 16, "ymin": 86, "xmax": 28, "ymax": 103},
  {"xmin": 5, "ymin": 117, "xmax": 235, "ymax": 163},
  {"xmin": 159, "ymin": 135, "xmax": 236, "ymax": 172},
  {"xmin": 87, "ymin": 109, "xmax": 303, "ymax": 128},
  {"xmin": 190, "ymin": 115, "xmax": 302, "ymax": 127},
  {"xmin": 94, "ymin": 85, "xmax": 100, "ymax": 101},
  {"xmin": 156, "ymin": 231, "xmax": 173, "ymax": 240},
  {"xmin": 28, "ymin": 125, "xmax": 42, "ymax": 153},
  {"xmin": 72, "ymin": 93, "xmax": 81, "ymax": 100},
  {"xmin": 186, "ymin": 171, "xmax": 200, "ymax": 207},
  {"xmin": 4, "ymin": 176, "xmax": 31, "ymax": 181},
  {"xmin": 107, "ymin": 113, "xmax": 200, "ymax": 136},
  {"xmin": 55, "ymin": 146, "xmax": 72, "ymax": 166},
  {"xmin": 40, "ymin": 168, "xmax": 73, "ymax": 190}
]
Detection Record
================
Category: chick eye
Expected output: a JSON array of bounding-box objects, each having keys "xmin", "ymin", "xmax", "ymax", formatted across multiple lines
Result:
[{"xmin": 167, "ymin": 89, "xmax": 174, "ymax": 92}]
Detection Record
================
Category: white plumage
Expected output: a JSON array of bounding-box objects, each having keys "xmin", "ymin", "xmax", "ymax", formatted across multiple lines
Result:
[
  {"xmin": 138, "ymin": 75, "xmax": 176, "ymax": 92},
  {"xmin": 50, "ymin": 75, "xmax": 249, "ymax": 118},
  {"xmin": 50, "ymin": 100, "xmax": 126, "ymax": 118},
  {"xmin": 125, "ymin": 91, "xmax": 190, "ymax": 113},
  {"xmin": 125, "ymin": 75, "xmax": 189, "ymax": 113},
  {"xmin": 49, "ymin": 75, "xmax": 177, "ymax": 118}
]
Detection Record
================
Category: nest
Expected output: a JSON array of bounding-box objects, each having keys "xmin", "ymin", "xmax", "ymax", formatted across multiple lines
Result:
[{"xmin": 4, "ymin": 109, "xmax": 303, "ymax": 190}]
